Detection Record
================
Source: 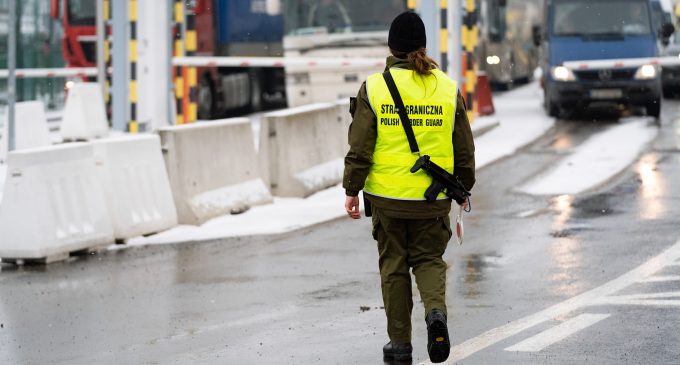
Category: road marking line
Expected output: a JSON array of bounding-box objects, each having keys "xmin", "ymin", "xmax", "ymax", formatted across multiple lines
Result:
[
  {"xmin": 638, "ymin": 275, "xmax": 680, "ymax": 282},
  {"xmin": 590, "ymin": 291, "xmax": 680, "ymax": 307},
  {"xmin": 504, "ymin": 313, "xmax": 611, "ymax": 352},
  {"xmin": 418, "ymin": 239, "xmax": 680, "ymax": 365},
  {"xmin": 593, "ymin": 298, "xmax": 680, "ymax": 307},
  {"xmin": 601, "ymin": 291, "xmax": 680, "ymax": 300}
]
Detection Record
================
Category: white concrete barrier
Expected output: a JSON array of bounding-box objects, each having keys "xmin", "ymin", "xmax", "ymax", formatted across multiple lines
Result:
[
  {"xmin": 0, "ymin": 143, "xmax": 114, "ymax": 263},
  {"xmin": 92, "ymin": 135, "xmax": 177, "ymax": 240},
  {"xmin": 0, "ymin": 101, "xmax": 52, "ymax": 163},
  {"xmin": 261, "ymin": 103, "xmax": 346, "ymax": 197},
  {"xmin": 158, "ymin": 118, "xmax": 272, "ymax": 225},
  {"xmin": 60, "ymin": 82, "xmax": 109, "ymax": 141}
]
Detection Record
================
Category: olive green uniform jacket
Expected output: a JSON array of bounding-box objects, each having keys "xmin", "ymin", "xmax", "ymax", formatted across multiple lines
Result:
[{"xmin": 343, "ymin": 56, "xmax": 476, "ymax": 219}]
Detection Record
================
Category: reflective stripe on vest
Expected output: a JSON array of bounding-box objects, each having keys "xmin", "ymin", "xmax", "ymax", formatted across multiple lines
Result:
[{"xmin": 364, "ymin": 68, "xmax": 457, "ymax": 200}]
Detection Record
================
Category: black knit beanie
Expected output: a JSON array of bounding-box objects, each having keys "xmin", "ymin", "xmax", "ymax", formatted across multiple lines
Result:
[{"xmin": 388, "ymin": 11, "xmax": 427, "ymax": 53}]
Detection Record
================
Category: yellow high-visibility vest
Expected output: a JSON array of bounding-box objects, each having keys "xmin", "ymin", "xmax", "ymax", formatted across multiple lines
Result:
[{"xmin": 364, "ymin": 68, "xmax": 457, "ymax": 200}]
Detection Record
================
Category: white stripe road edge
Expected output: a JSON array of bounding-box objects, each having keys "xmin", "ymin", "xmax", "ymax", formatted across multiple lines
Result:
[
  {"xmin": 589, "ymin": 291, "xmax": 680, "ymax": 307},
  {"xmin": 418, "ymin": 239, "xmax": 680, "ymax": 365},
  {"xmin": 591, "ymin": 299, "xmax": 680, "ymax": 307},
  {"xmin": 504, "ymin": 313, "xmax": 611, "ymax": 352},
  {"xmin": 637, "ymin": 275, "xmax": 680, "ymax": 283}
]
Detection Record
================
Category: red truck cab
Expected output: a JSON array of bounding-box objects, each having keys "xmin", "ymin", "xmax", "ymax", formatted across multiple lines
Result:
[{"xmin": 51, "ymin": 0, "xmax": 97, "ymax": 67}]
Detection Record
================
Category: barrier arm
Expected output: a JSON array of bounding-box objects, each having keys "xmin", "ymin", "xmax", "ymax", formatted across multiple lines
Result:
[
  {"xmin": 0, "ymin": 68, "xmax": 98, "ymax": 79},
  {"xmin": 171, "ymin": 56, "xmax": 386, "ymax": 69}
]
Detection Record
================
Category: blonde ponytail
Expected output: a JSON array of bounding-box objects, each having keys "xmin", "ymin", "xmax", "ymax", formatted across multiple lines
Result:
[
  {"xmin": 391, "ymin": 48, "xmax": 439, "ymax": 75},
  {"xmin": 407, "ymin": 48, "xmax": 438, "ymax": 75}
]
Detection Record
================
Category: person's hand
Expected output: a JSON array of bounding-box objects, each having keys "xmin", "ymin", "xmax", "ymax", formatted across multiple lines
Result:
[
  {"xmin": 345, "ymin": 195, "xmax": 361, "ymax": 219},
  {"xmin": 460, "ymin": 197, "xmax": 469, "ymax": 210}
]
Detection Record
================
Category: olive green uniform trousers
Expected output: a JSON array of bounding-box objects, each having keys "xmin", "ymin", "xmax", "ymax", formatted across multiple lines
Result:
[{"xmin": 371, "ymin": 207, "xmax": 452, "ymax": 344}]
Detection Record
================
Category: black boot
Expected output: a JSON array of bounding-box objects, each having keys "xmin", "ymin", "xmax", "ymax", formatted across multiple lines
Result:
[
  {"xmin": 383, "ymin": 341, "xmax": 413, "ymax": 361},
  {"xmin": 426, "ymin": 309, "xmax": 450, "ymax": 363}
]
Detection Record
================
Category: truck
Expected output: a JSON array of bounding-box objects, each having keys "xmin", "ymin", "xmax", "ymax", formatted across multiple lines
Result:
[
  {"xmin": 193, "ymin": 0, "xmax": 287, "ymax": 118},
  {"xmin": 52, "ymin": 0, "xmax": 287, "ymax": 119},
  {"xmin": 478, "ymin": 0, "xmax": 543, "ymax": 89},
  {"xmin": 282, "ymin": 0, "xmax": 409, "ymax": 107},
  {"xmin": 537, "ymin": 0, "xmax": 675, "ymax": 118},
  {"xmin": 51, "ymin": 0, "xmax": 96, "ymax": 68}
]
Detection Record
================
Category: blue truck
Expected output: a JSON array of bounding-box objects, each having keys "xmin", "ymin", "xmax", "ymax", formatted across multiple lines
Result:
[
  {"xmin": 194, "ymin": 0, "xmax": 287, "ymax": 118},
  {"xmin": 536, "ymin": 0, "xmax": 675, "ymax": 118}
]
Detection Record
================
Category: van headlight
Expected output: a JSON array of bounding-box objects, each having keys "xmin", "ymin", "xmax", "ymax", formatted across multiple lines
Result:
[
  {"xmin": 551, "ymin": 66, "xmax": 575, "ymax": 81},
  {"xmin": 634, "ymin": 64, "xmax": 657, "ymax": 80},
  {"xmin": 486, "ymin": 55, "xmax": 501, "ymax": 65}
]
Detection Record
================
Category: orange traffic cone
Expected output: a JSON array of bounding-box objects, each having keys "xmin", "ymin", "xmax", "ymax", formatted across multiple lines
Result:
[{"xmin": 475, "ymin": 72, "xmax": 495, "ymax": 116}]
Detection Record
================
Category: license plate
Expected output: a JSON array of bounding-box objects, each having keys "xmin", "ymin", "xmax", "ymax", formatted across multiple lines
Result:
[{"xmin": 590, "ymin": 89, "xmax": 622, "ymax": 99}]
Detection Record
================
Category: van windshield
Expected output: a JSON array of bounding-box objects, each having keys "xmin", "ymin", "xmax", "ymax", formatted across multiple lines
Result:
[{"xmin": 552, "ymin": 0, "xmax": 653, "ymax": 37}]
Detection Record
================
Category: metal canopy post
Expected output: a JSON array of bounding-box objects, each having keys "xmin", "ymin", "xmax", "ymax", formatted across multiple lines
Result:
[
  {"xmin": 111, "ymin": 0, "xmax": 128, "ymax": 131},
  {"xmin": 448, "ymin": 0, "xmax": 462, "ymax": 82},
  {"xmin": 96, "ymin": 0, "xmax": 106, "ymax": 93},
  {"xmin": 7, "ymin": 0, "xmax": 17, "ymax": 151},
  {"xmin": 417, "ymin": 1, "xmax": 440, "ymax": 67}
]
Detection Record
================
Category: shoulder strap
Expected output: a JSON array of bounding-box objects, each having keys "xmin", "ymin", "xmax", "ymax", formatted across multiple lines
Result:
[{"xmin": 382, "ymin": 71, "xmax": 419, "ymax": 154}]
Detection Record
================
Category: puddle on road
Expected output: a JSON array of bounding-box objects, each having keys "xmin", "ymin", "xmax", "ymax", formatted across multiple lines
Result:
[
  {"xmin": 305, "ymin": 280, "xmax": 363, "ymax": 301},
  {"xmin": 458, "ymin": 252, "xmax": 502, "ymax": 299}
]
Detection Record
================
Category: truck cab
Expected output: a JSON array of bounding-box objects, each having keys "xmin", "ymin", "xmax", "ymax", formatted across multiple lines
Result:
[
  {"xmin": 538, "ymin": 0, "xmax": 673, "ymax": 118},
  {"xmin": 51, "ymin": 0, "xmax": 96, "ymax": 68}
]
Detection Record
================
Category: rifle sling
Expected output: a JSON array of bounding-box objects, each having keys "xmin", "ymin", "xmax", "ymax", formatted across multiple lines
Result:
[{"xmin": 382, "ymin": 71, "xmax": 420, "ymax": 154}]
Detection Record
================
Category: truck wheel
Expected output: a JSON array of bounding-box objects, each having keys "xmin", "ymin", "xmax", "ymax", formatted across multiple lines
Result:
[
  {"xmin": 198, "ymin": 76, "xmax": 215, "ymax": 120},
  {"xmin": 249, "ymin": 70, "xmax": 263, "ymax": 112},
  {"xmin": 646, "ymin": 100, "xmax": 661, "ymax": 119}
]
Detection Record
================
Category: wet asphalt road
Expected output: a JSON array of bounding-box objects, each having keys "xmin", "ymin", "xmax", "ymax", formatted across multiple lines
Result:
[{"xmin": 1, "ymin": 96, "xmax": 680, "ymax": 364}]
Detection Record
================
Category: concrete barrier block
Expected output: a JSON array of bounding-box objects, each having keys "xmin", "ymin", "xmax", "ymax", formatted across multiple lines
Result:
[
  {"xmin": 0, "ymin": 143, "xmax": 114, "ymax": 262},
  {"xmin": 261, "ymin": 103, "xmax": 346, "ymax": 197},
  {"xmin": 92, "ymin": 135, "xmax": 178, "ymax": 240},
  {"xmin": 1, "ymin": 101, "xmax": 52, "ymax": 163},
  {"xmin": 60, "ymin": 83, "xmax": 109, "ymax": 141},
  {"xmin": 158, "ymin": 118, "xmax": 272, "ymax": 225}
]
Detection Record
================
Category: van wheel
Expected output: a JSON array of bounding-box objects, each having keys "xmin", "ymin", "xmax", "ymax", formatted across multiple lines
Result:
[
  {"xmin": 646, "ymin": 100, "xmax": 661, "ymax": 119},
  {"xmin": 545, "ymin": 96, "xmax": 559, "ymax": 117}
]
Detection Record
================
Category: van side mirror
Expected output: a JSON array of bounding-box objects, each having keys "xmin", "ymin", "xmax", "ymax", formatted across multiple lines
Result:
[
  {"xmin": 660, "ymin": 23, "xmax": 675, "ymax": 46},
  {"xmin": 50, "ymin": 0, "xmax": 59, "ymax": 19},
  {"xmin": 661, "ymin": 23, "xmax": 675, "ymax": 39},
  {"xmin": 532, "ymin": 25, "xmax": 542, "ymax": 46}
]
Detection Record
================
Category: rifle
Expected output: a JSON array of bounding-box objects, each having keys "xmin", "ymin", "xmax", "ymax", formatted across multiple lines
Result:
[{"xmin": 410, "ymin": 155, "xmax": 471, "ymax": 205}]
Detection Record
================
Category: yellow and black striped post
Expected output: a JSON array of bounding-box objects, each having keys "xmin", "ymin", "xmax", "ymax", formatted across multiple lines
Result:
[
  {"xmin": 439, "ymin": 0, "xmax": 448, "ymax": 73},
  {"xmin": 184, "ymin": 7, "xmax": 198, "ymax": 123},
  {"xmin": 104, "ymin": 0, "xmax": 112, "ymax": 123},
  {"xmin": 462, "ymin": 0, "xmax": 477, "ymax": 121},
  {"xmin": 173, "ymin": 0, "xmax": 185, "ymax": 124},
  {"xmin": 128, "ymin": 0, "xmax": 138, "ymax": 133}
]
